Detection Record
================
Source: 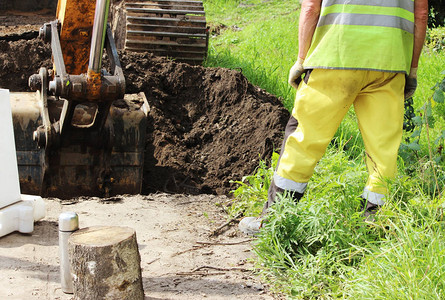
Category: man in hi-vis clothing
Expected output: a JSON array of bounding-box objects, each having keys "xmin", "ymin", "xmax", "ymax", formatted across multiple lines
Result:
[{"xmin": 239, "ymin": 0, "xmax": 428, "ymax": 235}]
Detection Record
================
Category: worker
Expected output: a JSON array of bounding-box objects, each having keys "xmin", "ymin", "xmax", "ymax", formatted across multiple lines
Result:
[{"xmin": 239, "ymin": 0, "xmax": 429, "ymax": 235}]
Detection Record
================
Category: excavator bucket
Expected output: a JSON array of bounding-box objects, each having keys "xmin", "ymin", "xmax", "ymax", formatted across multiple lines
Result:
[{"xmin": 11, "ymin": 92, "xmax": 149, "ymax": 199}]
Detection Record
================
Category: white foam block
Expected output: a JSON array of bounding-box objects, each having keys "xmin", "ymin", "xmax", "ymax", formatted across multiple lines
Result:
[
  {"xmin": 0, "ymin": 195, "xmax": 46, "ymax": 237},
  {"xmin": 0, "ymin": 89, "xmax": 21, "ymax": 208}
]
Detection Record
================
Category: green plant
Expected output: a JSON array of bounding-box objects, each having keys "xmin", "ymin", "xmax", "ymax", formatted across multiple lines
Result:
[
  {"xmin": 400, "ymin": 73, "xmax": 445, "ymax": 197},
  {"xmin": 425, "ymin": 27, "xmax": 445, "ymax": 53},
  {"xmin": 429, "ymin": 0, "xmax": 445, "ymax": 27},
  {"xmin": 229, "ymin": 152, "xmax": 278, "ymax": 217}
]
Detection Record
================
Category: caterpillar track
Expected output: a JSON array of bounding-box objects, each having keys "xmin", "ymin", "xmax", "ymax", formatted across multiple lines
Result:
[{"xmin": 111, "ymin": 0, "xmax": 208, "ymax": 65}]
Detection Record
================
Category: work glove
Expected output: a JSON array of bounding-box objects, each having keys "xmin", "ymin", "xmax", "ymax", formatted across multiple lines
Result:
[
  {"xmin": 288, "ymin": 57, "xmax": 305, "ymax": 89},
  {"xmin": 404, "ymin": 67, "xmax": 417, "ymax": 99}
]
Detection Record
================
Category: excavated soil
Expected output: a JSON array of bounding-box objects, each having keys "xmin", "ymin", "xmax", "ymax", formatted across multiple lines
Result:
[{"xmin": 0, "ymin": 37, "xmax": 290, "ymax": 195}]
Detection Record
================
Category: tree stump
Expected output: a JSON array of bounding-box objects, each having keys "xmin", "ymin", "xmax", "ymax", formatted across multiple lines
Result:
[{"xmin": 68, "ymin": 226, "xmax": 144, "ymax": 300}]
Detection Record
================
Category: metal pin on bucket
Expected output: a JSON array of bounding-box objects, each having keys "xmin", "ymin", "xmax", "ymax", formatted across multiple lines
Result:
[{"xmin": 59, "ymin": 212, "xmax": 79, "ymax": 294}]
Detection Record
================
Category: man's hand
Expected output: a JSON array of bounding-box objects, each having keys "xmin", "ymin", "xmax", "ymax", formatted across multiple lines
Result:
[
  {"xmin": 288, "ymin": 57, "xmax": 305, "ymax": 89},
  {"xmin": 405, "ymin": 67, "xmax": 418, "ymax": 99}
]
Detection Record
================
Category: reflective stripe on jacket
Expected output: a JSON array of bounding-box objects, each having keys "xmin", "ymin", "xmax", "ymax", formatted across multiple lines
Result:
[{"xmin": 304, "ymin": 0, "xmax": 414, "ymax": 74}]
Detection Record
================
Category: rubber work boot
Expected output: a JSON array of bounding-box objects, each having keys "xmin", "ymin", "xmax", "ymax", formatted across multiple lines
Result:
[
  {"xmin": 238, "ymin": 180, "xmax": 304, "ymax": 236},
  {"xmin": 262, "ymin": 179, "xmax": 303, "ymax": 214},
  {"xmin": 361, "ymin": 198, "xmax": 381, "ymax": 221},
  {"xmin": 238, "ymin": 217, "xmax": 263, "ymax": 236}
]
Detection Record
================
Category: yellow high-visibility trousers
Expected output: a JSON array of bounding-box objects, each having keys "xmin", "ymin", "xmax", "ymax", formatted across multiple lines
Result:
[{"xmin": 276, "ymin": 69, "xmax": 405, "ymax": 201}]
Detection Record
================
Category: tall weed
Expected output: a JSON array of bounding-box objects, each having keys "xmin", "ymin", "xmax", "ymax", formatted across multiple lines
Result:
[{"xmin": 229, "ymin": 152, "xmax": 278, "ymax": 217}]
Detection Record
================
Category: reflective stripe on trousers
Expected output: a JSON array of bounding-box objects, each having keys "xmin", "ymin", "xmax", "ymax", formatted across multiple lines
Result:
[{"xmin": 275, "ymin": 69, "xmax": 405, "ymax": 204}]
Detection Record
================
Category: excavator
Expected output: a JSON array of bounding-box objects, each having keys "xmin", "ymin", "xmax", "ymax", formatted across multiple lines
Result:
[{"xmin": 8, "ymin": 0, "xmax": 208, "ymax": 199}]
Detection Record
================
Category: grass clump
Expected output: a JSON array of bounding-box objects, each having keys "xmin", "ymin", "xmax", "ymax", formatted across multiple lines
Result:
[
  {"xmin": 345, "ymin": 196, "xmax": 445, "ymax": 299},
  {"xmin": 250, "ymin": 147, "xmax": 445, "ymax": 298},
  {"xmin": 251, "ymin": 145, "xmax": 374, "ymax": 298}
]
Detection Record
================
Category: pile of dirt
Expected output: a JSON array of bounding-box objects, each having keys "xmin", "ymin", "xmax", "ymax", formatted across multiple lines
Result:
[
  {"xmin": 0, "ymin": 5, "xmax": 55, "ymax": 37},
  {"xmin": 0, "ymin": 39, "xmax": 52, "ymax": 89},
  {"xmin": 0, "ymin": 38, "xmax": 290, "ymax": 195}
]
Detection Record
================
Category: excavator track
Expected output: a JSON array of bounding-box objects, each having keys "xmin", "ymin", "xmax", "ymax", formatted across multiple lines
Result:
[{"xmin": 112, "ymin": 0, "xmax": 208, "ymax": 65}]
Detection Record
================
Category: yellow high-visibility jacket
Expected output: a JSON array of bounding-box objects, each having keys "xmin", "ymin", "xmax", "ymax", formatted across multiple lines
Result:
[{"xmin": 304, "ymin": 0, "xmax": 414, "ymax": 74}]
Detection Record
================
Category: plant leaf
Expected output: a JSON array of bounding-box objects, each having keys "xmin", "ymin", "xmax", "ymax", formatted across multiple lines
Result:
[
  {"xmin": 433, "ymin": 89, "xmax": 444, "ymax": 103},
  {"xmin": 412, "ymin": 116, "xmax": 423, "ymax": 126},
  {"xmin": 406, "ymin": 142, "xmax": 421, "ymax": 151},
  {"xmin": 439, "ymin": 78, "xmax": 445, "ymax": 91},
  {"xmin": 410, "ymin": 130, "xmax": 421, "ymax": 138}
]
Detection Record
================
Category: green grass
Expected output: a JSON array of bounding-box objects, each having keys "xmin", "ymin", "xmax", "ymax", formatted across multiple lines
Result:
[
  {"xmin": 233, "ymin": 145, "xmax": 445, "ymax": 299},
  {"xmin": 204, "ymin": 0, "xmax": 445, "ymax": 298},
  {"xmin": 346, "ymin": 200, "xmax": 445, "ymax": 299}
]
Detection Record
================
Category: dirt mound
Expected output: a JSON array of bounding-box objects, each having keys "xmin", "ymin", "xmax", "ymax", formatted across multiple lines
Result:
[
  {"xmin": 0, "ymin": 38, "xmax": 290, "ymax": 195},
  {"xmin": 0, "ymin": 39, "xmax": 52, "ymax": 90},
  {"xmin": 0, "ymin": 4, "xmax": 56, "ymax": 36}
]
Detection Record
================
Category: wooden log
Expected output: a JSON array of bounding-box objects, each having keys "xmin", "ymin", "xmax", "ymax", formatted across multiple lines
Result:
[{"xmin": 68, "ymin": 226, "xmax": 144, "ymax": 300}]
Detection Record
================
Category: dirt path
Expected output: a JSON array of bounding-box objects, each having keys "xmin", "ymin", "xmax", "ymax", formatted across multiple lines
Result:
[{"xmin": 0, "ymin": 194, "xmax": 277, "ymax": 299}]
